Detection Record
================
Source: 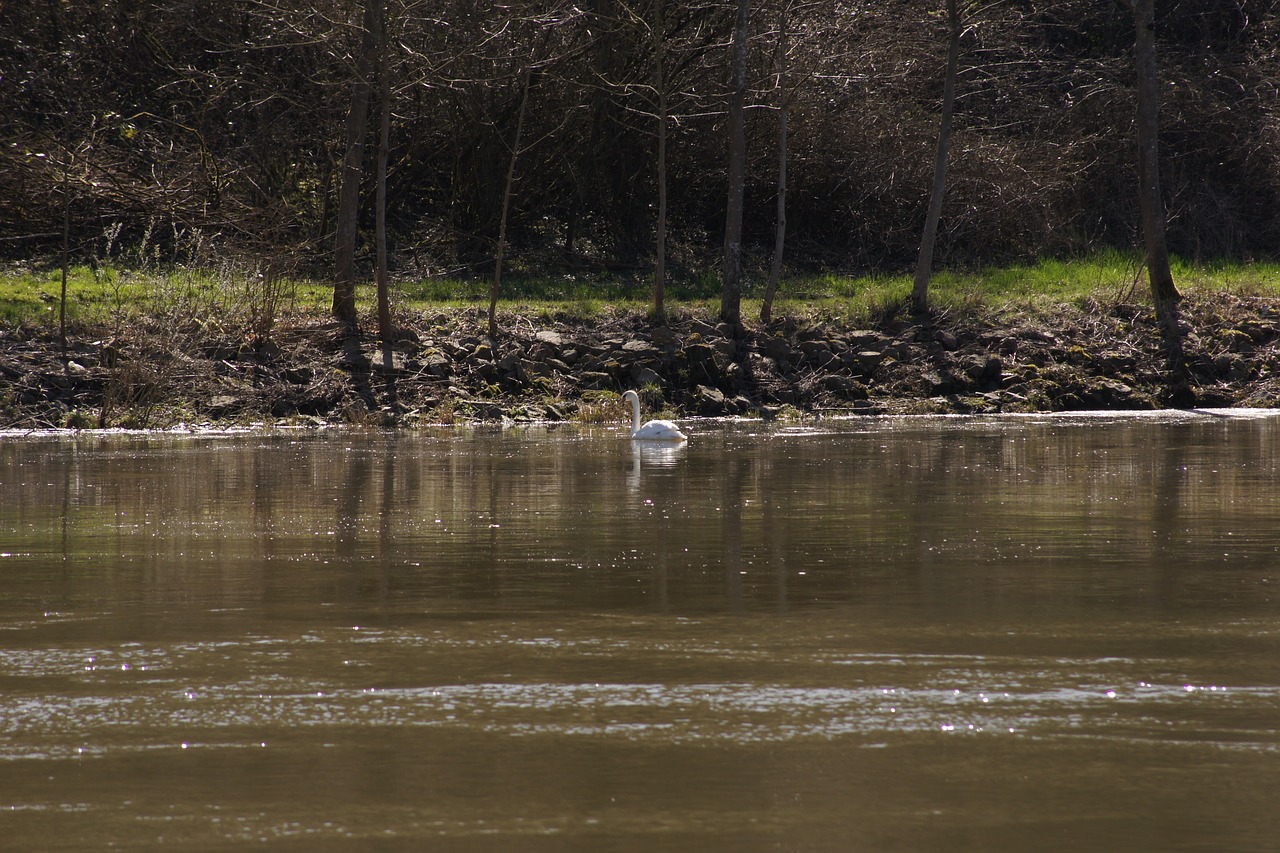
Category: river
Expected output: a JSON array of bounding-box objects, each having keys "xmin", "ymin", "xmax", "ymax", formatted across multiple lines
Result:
[{"xmin": 1, "ymin": 412, "xmax": 1278, "ymax": 851}]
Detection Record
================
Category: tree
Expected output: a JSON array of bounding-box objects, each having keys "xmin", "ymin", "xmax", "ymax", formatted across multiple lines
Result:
[
  {"xmin": 1128, "ymin": 3, "xmax": 1180, "ymax": 318},
  {"xmin": 720, "ymin": 0, "xmax": 751, "ymax": 329},
  {"xmin": 374, "ymin": 0, "xmax": 394, "ymax": 350},
  {"xmin": 653, "ymin": 0, "xmax": 670, "ymax": 322},
  {"xmin": 760, "ymin": 0, "xmax": 792, "ymax": 325},
  {"xmin": 1126, "ymin": 0, "xmax": 1189, "ymax": 397},
  {"xmin": 333, "ymin": 1, "xmax": 380, "ymax": 327},
  {"xmin": 910, "ymin": 0, "xmax": 961, "ymax": 315},
  {"xmin": 488, "ymin": 65, "xmax": 532, "ymax": 339}
]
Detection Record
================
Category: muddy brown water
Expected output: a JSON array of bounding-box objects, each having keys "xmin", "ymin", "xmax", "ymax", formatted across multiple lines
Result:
[{"xmin": 2, "ymin": 413, "xmax": 1278, "ymax": 851}]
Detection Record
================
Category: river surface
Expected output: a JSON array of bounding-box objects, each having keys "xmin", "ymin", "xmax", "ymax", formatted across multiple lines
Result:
[{"xmin": 2, "ymin": 413, "xmax": 1278, "ymax": 851}]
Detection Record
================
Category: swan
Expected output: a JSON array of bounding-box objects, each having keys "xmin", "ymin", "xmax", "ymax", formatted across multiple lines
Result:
[{"xmin": 623, "ymin": 390, "xmax": 687, "ymax": 441}]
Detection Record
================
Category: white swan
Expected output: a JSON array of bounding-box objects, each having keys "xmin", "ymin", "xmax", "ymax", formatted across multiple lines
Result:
[{"xmin": 623, "ymin": 390, "xmax": 687, "ymax": 441}]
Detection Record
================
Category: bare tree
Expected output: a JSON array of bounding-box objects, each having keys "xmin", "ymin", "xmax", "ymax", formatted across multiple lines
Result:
[
  {"xmin": 910, "ymin": 0, "xmax": 961, "ymax": 315},
  {"xmin": 760, "ymin": 0, "xmax": 791, "ymax": 325},
  {"xmin": 488, "ymin": 66, "xmax": 533, "ymax": 339},
  {"xmin": 653, "ymin": 0, "xmax": 670, "ymax": 322},
  {"xmin": 1127, "ymin": 0, "xmax": 1182, "ymax": 341},
  {"xmin": 374, "ymin": 0, "xmax": 393, "ymax": 350},
  {"xmin": 333, "ymin": 1, "xmax": 380, "ymax": 327},
  {"xmin": 1116, "ymin": 0, "xmax": 1190, "ymax": 404},
  {"xmin": 721, "ymin": 0, "xmax": 751, "ymax": 329}
]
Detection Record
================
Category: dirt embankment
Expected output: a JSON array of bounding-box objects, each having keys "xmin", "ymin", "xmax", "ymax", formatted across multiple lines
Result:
[{"xmin": 3, "ymin": 293, "xmax": 1279, "ymax": 430}]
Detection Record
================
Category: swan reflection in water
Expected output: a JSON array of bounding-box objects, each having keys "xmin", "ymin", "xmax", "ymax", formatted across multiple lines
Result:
[{"xmin": 627, "ymin": 438, "xmax": 687, "ymax": 491}]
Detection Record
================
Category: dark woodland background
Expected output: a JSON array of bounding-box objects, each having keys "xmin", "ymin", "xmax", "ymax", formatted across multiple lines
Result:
[{"xmin": 3, "ymin": 1, "xmax": 1277, "ymax": 279}]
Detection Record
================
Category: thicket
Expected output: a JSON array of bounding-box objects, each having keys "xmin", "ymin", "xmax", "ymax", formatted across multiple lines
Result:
[{"xmin": 3, "ymin": 0, "xmax": 1278, "ymax": 280}]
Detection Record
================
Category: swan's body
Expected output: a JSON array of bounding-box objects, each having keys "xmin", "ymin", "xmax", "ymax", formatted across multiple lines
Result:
[{"xmin": 623, "ymin": 390, "xmax": 686, "ymax": 441}]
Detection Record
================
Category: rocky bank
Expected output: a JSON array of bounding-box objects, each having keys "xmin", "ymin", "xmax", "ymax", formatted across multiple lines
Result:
[{"xmin": 3, "ymin": 292, "xmax": 1279, "ymax": 430}]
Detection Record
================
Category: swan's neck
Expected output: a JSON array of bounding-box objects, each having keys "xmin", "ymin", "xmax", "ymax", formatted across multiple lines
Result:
[{"xmin": 629, "ymin": 395, "xmax": 643, "ymax": 434}]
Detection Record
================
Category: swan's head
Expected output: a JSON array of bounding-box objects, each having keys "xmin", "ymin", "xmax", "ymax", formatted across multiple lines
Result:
[{"xmin": 622, "ymin": 390, "xmax": 640, "ymax": 405}]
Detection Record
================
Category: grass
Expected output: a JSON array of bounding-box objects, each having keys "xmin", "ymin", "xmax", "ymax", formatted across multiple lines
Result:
[{"xmin": 3, "ymin": 252, "xmax": 1278, "ymax": 330}]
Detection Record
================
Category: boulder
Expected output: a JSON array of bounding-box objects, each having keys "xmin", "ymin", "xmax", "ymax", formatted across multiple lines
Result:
[{"xmin": 694, "ymin": 384, "xmax": 727, "ymax": 414}]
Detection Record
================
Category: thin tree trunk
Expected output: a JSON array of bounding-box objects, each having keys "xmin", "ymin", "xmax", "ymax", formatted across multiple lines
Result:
[
  {"xmin": 59, "ymin": 154, "xmax": 71, "ymax": 353},
  {"xmin": 317, "ymin": 144, "xmax": 335, "ymax": 243},
  {"xmin": 1131, "ymin": 0, "xmax": 1188, "ymax": 399},
  {"xmin": 1132, "ymin": 0, "xmax": 1180, "ymax": 312},
  {"xmin": 720, "ymin": 0, "xmax": 750, "ymax": 330},
  {"xmin": 653, "ymin": 0, "xmax": 667, "ymax": 322},
  {"xmin": 489, "ymin": 66, "xmax": 531, "ymax": 339},
  {"xmin": 760, "ymin": 0, "xmax": 790, "ymax": 325},
  {"xmin": 374, "ymin": 0, "xmax": 392, "ymax": 350},
  {"xmin": 332, "ymin": 1, "xmax": 379, "ymax": 327},
  {"xmin": 911, "ymin": 0, "xmax": 960, "ymax": 315}
]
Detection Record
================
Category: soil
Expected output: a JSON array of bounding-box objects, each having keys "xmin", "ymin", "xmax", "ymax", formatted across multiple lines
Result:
[{"xmin": 3, "ymin": 292, "xmax": 1279, "ymax": 430}]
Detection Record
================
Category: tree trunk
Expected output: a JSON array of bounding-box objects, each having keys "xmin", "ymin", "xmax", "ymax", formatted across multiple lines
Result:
[
  {"xmin": 1132, "ymin": 0, "xmax": 1179, "ymax": 310},
  {"xmin": 332, "ymin": 1, "xmax": 379, "ymax": 327},
  {"xmin": 720, "ymin": 0, "xmax": 750, "ymax": 330},
  {"xmin": 374, "ymin": 0, "xmax": 392, "ymax": 350},
  {"xmin": 653, "ymin": 0, "xmax": 667, "ymax": 323},
  {"xmin": 911, "ymin": 0, "xmax": 960, "ymax": 315},
  {"xmin": 488, "ymin": 66, "xmax": 532, "ymax": 339},
  {"xmin": 760, "ymin": 0, "xmax": 790, "ymax": 326},
  {"xmin": 60, "ymin": 154, "xmax": 71, "ymax": 353},
  {"xmin": 1131, "ymin": 0, "xmax": 1189, "ymax": 397}
]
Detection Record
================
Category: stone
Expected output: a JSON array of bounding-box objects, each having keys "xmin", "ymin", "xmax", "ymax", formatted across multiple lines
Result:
[
  {"xmin": 759, "ymin": 336, "xmax": 793, "ymax": 361},
  {"xmin": 631, "ymin": 365, "xmax": 662, "ymax": 388},
  {"xmin": 423, "ymin": 351, "xmax": 451, "ymax": 378},
  {"xmin": 695, "ymin": 384, "xmax": 727, "ymax": 414},
  {"xmin": 845, "ymin": 330, "xmax": 883, "ymax": 348},
  {"xmin": 535, "ymin": 330, "xmax": 567, "ymax": 348},
  {"xmin": 580, "ymin": 371, "xmax": 613, "ymax": 389},
  {"xmin": 283, "ymin": 366, "xmax": 314, "ymax": 384}
]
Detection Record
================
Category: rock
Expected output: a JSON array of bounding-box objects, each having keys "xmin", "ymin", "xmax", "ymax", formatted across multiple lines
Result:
[
  {"xmin": 853, "ymin": 350, "xmax": 884, "ymax": 370},
  {"xmin": 256, "ymin": 340, "xmax": 283, "ymax": 360},
  {"xmin": 1164, "ymin": 382, "xmax": 1197, "ymax": 409},
  {"xmin": 683, "ymin": 343, "xmax": 716, "ymax": 364},
  {"xmin": 371, "ymin": 351, "xmax": 408, "ymax": 373},
  {"xmin": 270, "ymin": 398, "xmax": 297, "ymax": 417},
  {"xmin": 962, "ymin": 354, "xmax": 1002, "ymax": 384},
  {"xmin": 1018, "ymin": 328, "xmax": 1057, "ymax": 344},
  {"xmin": 821, "ymin": 375, "xmax": 868, "ymax": 399},
  {"xmin": 545, "ymin": 358, "xmax": 572, "ymax": 374},
  {"xmin": 694, "ymin": 384, "xmax": 727, "ymax": 414},
  {"xmin": 798, "ymin": 339, "xmax": 835, "ymax": 367},
  {"xmin": 845, "ymin": 330, "xmax": 883, "ymax": 348},
  {"xmin": 921, "ymin": 370, "xmax": 965, "ymax": 395},
  {"xmin": 535, "ymin": 330, "xmax": 567, "ymax": 348},
  {"xmin": 631, "ymin": 365, "xmax": 662, "ymax": 388},
  {"xmin": 759, "ymin": 335, "xmax": 793, "ymax": 361},
  {"xmin": 649, "ymin": 326, "xmax": 679, "ymax": 346},
  {"xmin": 282, "ymin": 366, "xmax": 314, "ymax": 384},
  {"xmin": 621, "ymin": 339, "xmax": 658, "ymax": 355},
  {"xmin": 208, "ymin": 395, "xmax": 240, "ymax": 416},
  {"xmin": 524, "ymin": 359, "xmax": 554, "ymax": 379},
  {"xmin": 579, "ymin": 370, "xmax": 613, "ymax": 389},
  {"xmin": 422, "ymin": 351, "xmax": 451, "ymax": 377}
]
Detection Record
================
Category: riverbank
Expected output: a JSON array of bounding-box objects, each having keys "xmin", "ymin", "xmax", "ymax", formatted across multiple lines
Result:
[{"xmin": 2, "ymin": 291, "xmax": 1278, "ymax": 429}]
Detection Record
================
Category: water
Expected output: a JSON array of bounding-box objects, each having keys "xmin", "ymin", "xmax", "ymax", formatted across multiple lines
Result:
[{"xmin": 2, "ymin": 413, "xmax": 1278, "ymax": 851}]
